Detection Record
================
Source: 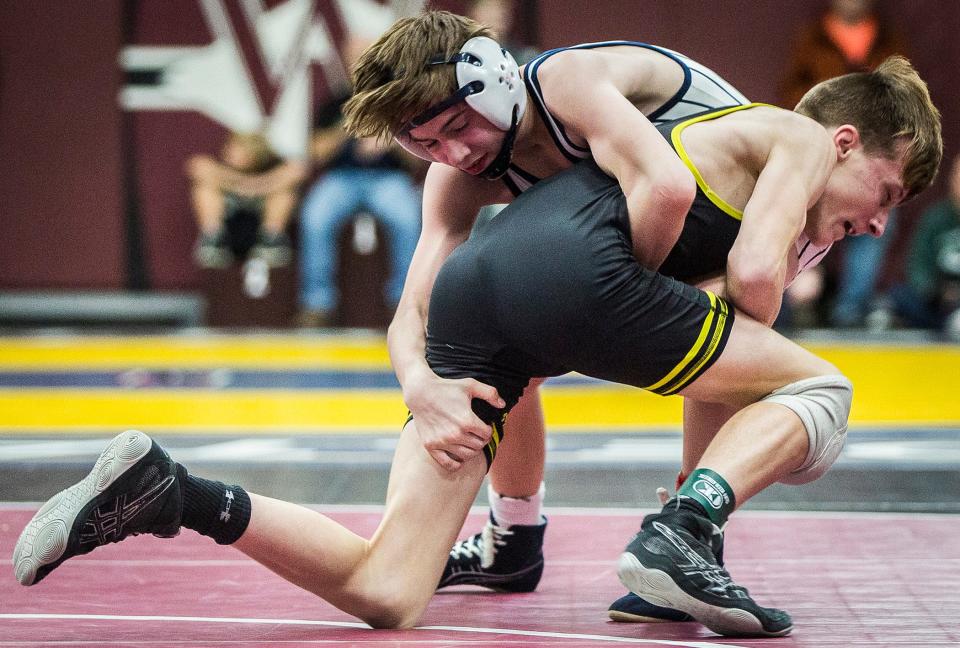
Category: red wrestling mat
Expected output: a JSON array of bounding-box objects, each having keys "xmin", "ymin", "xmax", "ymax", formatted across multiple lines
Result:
[{"xmin": 1, "ymin": 506, "xmax": 957, "ymax": 647}]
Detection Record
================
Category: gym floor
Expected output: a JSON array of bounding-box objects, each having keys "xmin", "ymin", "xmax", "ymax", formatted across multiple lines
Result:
[{"xmin": 1, "ymin": 330, "xmax": 958, "ymax": 647}]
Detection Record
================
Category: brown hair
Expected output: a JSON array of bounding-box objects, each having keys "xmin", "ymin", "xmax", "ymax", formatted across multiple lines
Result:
[
  {"xmin": 795, "ymin": 56, "xmax": 942, "ymax": 200},
  {"xmin": 343, "ymin": 11, "xmax": 492, "ymax": 140}
]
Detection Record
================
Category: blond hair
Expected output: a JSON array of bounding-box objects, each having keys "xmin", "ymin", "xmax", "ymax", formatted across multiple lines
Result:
[
  {"xmin": 224, "ymin": 132, "xmax": 277, "ymax": 172},
  {"xmin": 343, "ymin": 11, "xmax": 492, "ymax": 140},
  {"xmin": 795, "ymin": 56, "xmax": 942, "ymax": 200}
]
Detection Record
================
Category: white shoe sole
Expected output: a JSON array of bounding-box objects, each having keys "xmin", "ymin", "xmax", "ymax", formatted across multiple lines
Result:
[
  {"xmin": 13, "ymin": 430, "xmax": 153, "ymax": 586},
  {"xmin": 617, "ymin": 551, "xmax": 791, "ymax": 637}
]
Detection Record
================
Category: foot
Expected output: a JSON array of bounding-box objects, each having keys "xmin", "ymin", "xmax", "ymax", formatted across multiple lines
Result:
[
  {"xmin": 194, "ymin": 230, "xmax": 233, "ymax": 268},
  {"xmin": 608, "ymin": 592, "xmax": 693, "ymax": 622},
  {"xmin": 294, "ymin": 309, "xmax": 332, "ymax": 328},
  {"xmin": 437, "ymin": 514, "xmax": 545, "ymax": 592},
  {"xmin": 249, "ymin": 231, "xmax": 292, "ymax": 267},
  {"xmin": 617, "ymin": 501, "xmax": 792, "ymax": 637},
  {"xmin": 13, "ymin": 430, "xmax": 183, "ymax": 586},
  {"xmin": 609, "ymin": 487, "xmax": 724, "ymax": 623}
]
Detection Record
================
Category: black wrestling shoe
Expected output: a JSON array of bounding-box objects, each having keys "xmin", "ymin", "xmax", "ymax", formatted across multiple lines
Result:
[
  {"xmin": 13, "ymin": 430, "xmax": 183, "ymax": 586},
  {"xmin": 617, "ymin": 501, "xmax": 792, "ymax": 637},
  {"xmin": 609, "ymin": 504, "xmax": 724, "ymax": 623},
  {"xmin": 437, "ymin": 514, "xmax": 545, "ymax": 592},
  {"xmin": 608, "ymin": 591, "xmax": 694, "ymax": 623}
]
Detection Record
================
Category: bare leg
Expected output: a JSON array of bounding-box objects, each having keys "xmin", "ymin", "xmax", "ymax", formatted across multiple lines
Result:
[
  {"xmin": 190, "ymin": 183, "xmax": 227, "ymax": 235},
  {"xmin": 679, "ymin": 312, "xmax": 839, "ymax": 504},
  {"xmin": 680, "ymin": 399, "xmax": 736, "ymax": 478},
  {"xmin": 488, "ymin": 378, "xmax": 546, "ymax": 498},
  {"xmin": 234, "ymin": 419, "xmax": 487, "ymax": 628},
  {"xmin": 261, "ymin": 189, "xmax": 299, "ymax": 235}
]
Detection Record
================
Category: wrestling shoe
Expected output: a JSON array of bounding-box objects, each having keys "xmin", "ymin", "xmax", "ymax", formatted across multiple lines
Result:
[
  {"xmin": 13, "ymin": 430, "xmax": 183, "ymax": 586},
  {"xmin": 608, "ymin": 592, "xmax": 693, "ymax": 623},
  {"xmin": 609, "ymin": 489, "xmax": 724, "ymax": 623},
  {"xmin": 617, "ymin": 501, "xmax": 792, "ymax": 637},
  {"xmin": 437, "ymin": 514, "xmax": 545, "ymax": 592}
]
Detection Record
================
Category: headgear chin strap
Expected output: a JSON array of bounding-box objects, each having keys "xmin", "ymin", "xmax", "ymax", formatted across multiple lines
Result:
[
  {"xmin": 479, "ymin": 105, "xmax": 519, "ymax": 179},
  {"xmin": 395, "ymin": 36, "xmax": 526, "ymax": 176}
]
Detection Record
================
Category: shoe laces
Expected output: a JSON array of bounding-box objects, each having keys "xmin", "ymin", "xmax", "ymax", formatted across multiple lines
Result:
[{"xmin": 449, "ymin": 519, "xmax": 514, "ymax": 569}]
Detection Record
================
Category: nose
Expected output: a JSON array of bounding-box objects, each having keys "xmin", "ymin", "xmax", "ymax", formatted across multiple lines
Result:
[
  {"xmin": 868, "ymin": 214, "xmax": 887, "ymax": 238},
  {"xmin": 438, "ymin": 139, "xmax": 471, "ymax": 167}
]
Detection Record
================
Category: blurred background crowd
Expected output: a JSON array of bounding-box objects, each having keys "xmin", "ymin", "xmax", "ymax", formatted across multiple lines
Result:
[{"xmin": 2, "ymin": 0, "xmax": 959, "ymax": 340}]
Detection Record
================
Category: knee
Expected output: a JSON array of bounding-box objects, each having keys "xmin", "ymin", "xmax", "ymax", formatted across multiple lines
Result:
[
  {"xmin": 357, "ymin": 588, "xmax": 429, "ymax": 629},
  {"xmin": 762, "ymin": 374, "xmax": 853, "ymax": 484}
]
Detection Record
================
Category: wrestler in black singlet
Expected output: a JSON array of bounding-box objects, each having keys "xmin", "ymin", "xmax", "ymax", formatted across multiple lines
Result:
[{"xmin": 426, "ymin": 104, "xmax": 777, "ymax": 465}]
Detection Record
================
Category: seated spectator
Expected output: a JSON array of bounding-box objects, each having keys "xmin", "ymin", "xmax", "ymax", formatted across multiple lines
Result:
[
  {"xmin": 297, "ymin": 65, "xmax": 423, "ymax": 327},
  {"xmin": 187, "ymin": 131, "xmax": 306, "ymax": 269},
  {"xmin": 880, "ymin": 154, "xmax": 960, "ymax": 336}
]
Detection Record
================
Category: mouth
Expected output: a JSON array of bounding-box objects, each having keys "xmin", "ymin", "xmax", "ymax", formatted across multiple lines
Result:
[{"xmin": 464, "ymin": 155, "xmax": 487, "ymax": 175}]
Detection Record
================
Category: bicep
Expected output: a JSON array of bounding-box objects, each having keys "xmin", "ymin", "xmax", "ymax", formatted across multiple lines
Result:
[{"xmin": 570, "ymin": 86, "xmax": 686, "ymax": 190}]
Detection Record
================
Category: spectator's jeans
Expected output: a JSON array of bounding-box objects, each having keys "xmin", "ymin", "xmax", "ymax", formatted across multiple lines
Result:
[
  {"xmin": 830, "ymin": 210, "xmax": 897, "ymax": 327},
  {"xmin": 299, "ymin": 168, "xmax": 420, "ymax": 313},
  {"xmin": 888, "ymin": 282, "xmax": 943, "ymax": 329}
]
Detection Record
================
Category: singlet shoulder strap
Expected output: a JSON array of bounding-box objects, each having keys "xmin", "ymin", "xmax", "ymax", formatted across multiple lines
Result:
[{"xmin": 668, "ymin": 103, "xmax": 774, "ymax": 221}]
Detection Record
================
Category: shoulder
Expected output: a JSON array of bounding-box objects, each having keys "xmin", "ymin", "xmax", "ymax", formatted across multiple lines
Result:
[
  {"xmin": 422, "ymin": 164, "xmax": 512, "ymax": 225},
  {"xmin": 748, "ymin": 108, "xmax": 831, "ymax": 156},
  {"xmin": 533, "ymin": 46, "xmax": 616, "ymax": 91}
]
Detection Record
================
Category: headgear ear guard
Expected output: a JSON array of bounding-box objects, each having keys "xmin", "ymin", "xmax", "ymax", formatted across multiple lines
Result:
[
  {"xmin": 396, "ymin": 37, "xmax": 527, "ymax": 178},
  {"xmin": 434, "ymin": 36, "xmax": 527, "ymax": 131}
]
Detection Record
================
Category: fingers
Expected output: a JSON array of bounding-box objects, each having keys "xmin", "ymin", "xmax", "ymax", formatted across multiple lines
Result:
[
  {"xmin": 430, "ymin": 445, "xmax": 485, "ymax": 473},
  {"xmin": 656, "ymin": 486, "xmax": 671, "ymax": 506},
  {"xmin": 431, "ymin": 448, "xmax": 463, "ymax": 472},
  {"xmin": 467, "ymin": 379, "xmax": 505, "ymax": 410}
]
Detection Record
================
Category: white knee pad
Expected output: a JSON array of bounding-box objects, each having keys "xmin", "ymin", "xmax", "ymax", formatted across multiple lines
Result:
[{"xmin": 762, "ymin": 374, "xmax": 853, "ymax": 485}]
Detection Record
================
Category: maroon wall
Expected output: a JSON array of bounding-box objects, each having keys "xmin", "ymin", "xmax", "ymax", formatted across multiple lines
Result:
[
  {"xmin": 0, "ymin": 2, "xmax": 125, "ymax": 289},
  {"xmin": 2, "ymin": 0, "xmax": 958, "ymax": 290}
]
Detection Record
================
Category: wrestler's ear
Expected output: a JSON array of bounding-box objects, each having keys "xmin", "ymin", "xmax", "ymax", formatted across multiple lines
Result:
[{"xmin": 833, "ymin": 125, "xmax": 861, "ymax": 160}]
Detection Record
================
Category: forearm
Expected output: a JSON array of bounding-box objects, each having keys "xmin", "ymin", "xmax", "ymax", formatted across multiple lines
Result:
[
  {"xmin": 725, "ymin": 274, "xmax": 784, "ymax": 326},
  {"xmin": 206, "ymin": 164, "xmax": 262, "ymax": 196},
  {"xmin": 387, "ymin": 301, "xmax": 433, "ymax": 399},
  {"xmin": 625, "ymin": 175, "xmax": 694, "ymax": 270},
  {"xmin": 257, "ymin": 161, "xmax": 308, "ymax": 195}
]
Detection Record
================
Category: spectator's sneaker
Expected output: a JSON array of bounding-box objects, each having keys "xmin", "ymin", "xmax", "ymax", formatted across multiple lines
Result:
[
  {"xmin": 194, "ymin": 230, "xmax": 233, "ymax": 269},
  {"xmin": 13, "ymin": 430, "xmax": 183, "ymax": 586},
  {"xmin": 294, "ymin": 309, "xmax": 332, "ymax": 328},
  {"xmin": 250, "ymin": 231, "xmax": 292, "ymax": 267},
  {"xmin": 608, "ymin": 592, "xmax": 693, "ymax": 623},
  {"xmin": 437, "ymin": 514, "xmax": 545, "ymax": 592},
  {"xmin": 617, "ymin": 503, "xmax": 792, "ymax": 637}
]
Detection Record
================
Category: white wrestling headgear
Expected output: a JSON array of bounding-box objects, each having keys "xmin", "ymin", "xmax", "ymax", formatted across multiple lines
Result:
[
  {"xmin": 447, "ymin": 36, "xmax": 527, "ymax": 130},
  {"xmin": 397, "ymin": 37, "xmax": 526, "ymax": 178},
  {"xmin": 404, "ymin": 36, "xmax": 527, "ymax": 131}
]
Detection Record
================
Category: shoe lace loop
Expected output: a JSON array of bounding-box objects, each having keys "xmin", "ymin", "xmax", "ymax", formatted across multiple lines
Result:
[{"xmin": 449, "ymin": 519, "xmax": 513, "ymax": 569}]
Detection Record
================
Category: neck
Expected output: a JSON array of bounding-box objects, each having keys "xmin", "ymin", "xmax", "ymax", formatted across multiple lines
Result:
[{"xmin": 511, "ymin": 92, "xmax": 536, "ymax": 157}]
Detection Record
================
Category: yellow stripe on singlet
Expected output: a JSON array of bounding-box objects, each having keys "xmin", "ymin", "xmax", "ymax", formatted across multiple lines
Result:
[
  {"xmin": 643, "ymin": 291, "xmax": 720, "ymax": 393},
  {"xmin": 661, "ymin": 297, "xmax": 730, "ymax": 396},
  {"xmin": 670, "ymin": 103, "xmax": 774, "ymax": 221}
]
